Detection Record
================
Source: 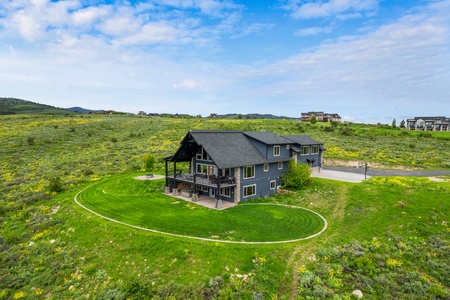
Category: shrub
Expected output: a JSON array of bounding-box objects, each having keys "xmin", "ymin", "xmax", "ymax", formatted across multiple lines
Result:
[
  {"xmin": 310, "ymin": 115, "xmax": 317, "ymax": 124},
  {"xmin": 141, "ymin": 154, "xmax": 156, "ymax": 171},
  {"xmin": 282, "ymin": 160, "xmax": 311, "ymax": 189},
  {"xmin": 27, "ymin": 136, "xmax": 35, "ymax": 145},
  {"xmin": 418, "ymin": 132, "xmax": 432, "ymax": 138},
  {"xmin": 340, "ymin": 126, "xmax": 354, "ymax": 136},
  {"xmin": 48, "ymin": 176, "xmax": 63, "ymax": 193}
]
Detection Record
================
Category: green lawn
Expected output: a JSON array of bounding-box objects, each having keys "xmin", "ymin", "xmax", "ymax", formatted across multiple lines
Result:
[{"xmin": 75, "ymin": 174, "xmax": 326, "ymax": 242}]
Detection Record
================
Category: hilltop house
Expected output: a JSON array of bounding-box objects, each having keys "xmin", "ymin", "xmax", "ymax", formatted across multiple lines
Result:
[
  {"xmin": 301, "ymin": 111, "xmax": 341, "ymax": 123},
  {"xmin": 406, "ymin": 117, "xmax": 450, "ymax": 131},
  {"xmin": 164, "ymin": 130, "xmax": 325, "ymax": 203}
]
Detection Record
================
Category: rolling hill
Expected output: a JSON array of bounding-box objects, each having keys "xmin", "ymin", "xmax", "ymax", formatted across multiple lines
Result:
[{"xmin": 0, "ymin": 98, "xmax": 77, "ymax": 115}]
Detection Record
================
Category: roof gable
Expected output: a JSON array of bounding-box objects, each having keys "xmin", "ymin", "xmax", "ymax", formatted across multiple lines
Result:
[{"xmin": 189, "ymin": 131, "xmax": 266, "ymax": 169}]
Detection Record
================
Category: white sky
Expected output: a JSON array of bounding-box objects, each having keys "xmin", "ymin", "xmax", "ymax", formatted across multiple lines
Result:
[{"xmin": 0, "ymin": 0, "xmax": 449, "ymax": 123}]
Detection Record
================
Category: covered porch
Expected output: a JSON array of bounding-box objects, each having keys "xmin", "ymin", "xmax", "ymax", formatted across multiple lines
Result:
[{"xmin": 168, "ymin": 192, "xmax": 237, "ymax": 210}]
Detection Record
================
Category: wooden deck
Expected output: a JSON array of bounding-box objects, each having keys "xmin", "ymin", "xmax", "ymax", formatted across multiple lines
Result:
[{"xmin": 167, "ymin": 173, "xmax": 236, "ymax": 188}]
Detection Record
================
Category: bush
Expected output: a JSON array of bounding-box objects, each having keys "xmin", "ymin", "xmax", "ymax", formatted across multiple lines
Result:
[
  {"xmin": 141, "ymin": 154, "xmax": 156, "ymax": 171},
  {"xmin": 27, "ymin": 136, "xmax": 36, "ymax": 145},
  {"xmin": 48, "ymin": 175, "xmax": 63, "ymax": 193},
  {"xmin": 282, "ymin": 160, "xmax": 311, "ymax": 189}
]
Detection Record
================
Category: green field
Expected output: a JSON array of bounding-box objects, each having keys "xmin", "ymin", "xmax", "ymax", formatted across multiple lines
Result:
[
  {"xmin": 75, "ymin": 174, "xmax": 326, "ymax": 243},
  {"xmin": 1, "ymin": 114, "xmax": 449, "ymax": 299}
]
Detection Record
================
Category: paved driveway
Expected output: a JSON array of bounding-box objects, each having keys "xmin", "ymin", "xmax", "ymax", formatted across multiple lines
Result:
[{"xmin": 311, "ymin": 166, "xmax": 450, "ymax": 183}]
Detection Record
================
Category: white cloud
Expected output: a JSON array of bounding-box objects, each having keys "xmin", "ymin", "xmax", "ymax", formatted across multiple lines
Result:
[
  {"xmin": 239, "ymin": 1, "xmax": 450, "ymax": 121},
  {"xmin": 173, "ymin": 80, "xmax": 202, "ymax": 89},
  {"xmin": 115, "ymin": 21, "xmax": 181, "ymax": 46},
  {"xmin": 283, "ymin": 0, "xmax": 379, "ymax": 19},
  {"xmin": 294, "ymin": 26, "xmax": 332, "ymax": 36},
  {"xmin": 71, "ymin": 6, "xmax": 110, "ymax": 26}
]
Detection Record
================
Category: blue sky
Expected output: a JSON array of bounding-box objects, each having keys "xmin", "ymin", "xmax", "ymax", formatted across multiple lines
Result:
[{"xmin": 1, "ymin": 0, "xmax": 449, "ymax": 123}]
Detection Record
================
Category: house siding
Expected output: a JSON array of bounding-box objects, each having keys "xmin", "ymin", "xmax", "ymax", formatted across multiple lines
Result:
[{"xmin": 239, "ymin": 162, "xmax": 284, "ymax": 202}]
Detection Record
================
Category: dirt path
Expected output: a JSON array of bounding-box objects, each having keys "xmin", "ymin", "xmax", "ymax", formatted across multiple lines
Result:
[{"xmin": 282, "ymin": 185, "xmax": 350, "ymax": 299}]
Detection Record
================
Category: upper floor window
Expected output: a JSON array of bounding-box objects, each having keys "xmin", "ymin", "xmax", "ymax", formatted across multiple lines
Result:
[
  {"xmin": 244, "ymin": 165, "xmax": 255, "ymax": 179},
  {"xmin": 301, "ymin": 146, "xmax": 310, "ymax": 155},
  {"xmin": 264, "ymin": 163, "xmax": 269, "ymax": 172},
  {"xmin": 273, "ymin": 145, "xmax": 280, "ymax": 156},
  {"xmin": 278, "ymin": 162, "xmax": 283, "ymax": 169},
  {"xmin": 196, "ymin": 148, "xmax": 211, "ymax": 161},
  {"xmin": 311, "ymin": 145, "xmax": 319, "ymax": 154}
]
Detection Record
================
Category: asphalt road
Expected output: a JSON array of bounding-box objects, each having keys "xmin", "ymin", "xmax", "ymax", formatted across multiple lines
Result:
[{"xmin": 323, "ymin": 166, "xmax": 450, "ymax": 177}]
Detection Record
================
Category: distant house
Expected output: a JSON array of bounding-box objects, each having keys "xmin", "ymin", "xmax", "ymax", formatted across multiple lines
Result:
[
  {"xmin": 406, "ymin": 117, "xmax": 450, "ymax": 131},
  {"xmin": 164, "ymin": 130, "xmax": 325, "ymax": 203},
  {"xmin": 301, "ymin": 111, "xmax": 341, "ymax": 123}
]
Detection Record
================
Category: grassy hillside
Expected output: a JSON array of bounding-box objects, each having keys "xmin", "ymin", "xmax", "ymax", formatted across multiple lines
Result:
[
  {"xmin": 0, "ymin": 115, "xmax": 449, "ymax": 299},
  {"xmin": 0, "ymin": 98, "xmax": 76, "ymax": 115}
]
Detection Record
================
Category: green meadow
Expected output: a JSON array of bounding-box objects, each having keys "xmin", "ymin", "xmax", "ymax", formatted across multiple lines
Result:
[{"xmin": 1, "ymin": 114, "xmax": 449, "ymax": 299}]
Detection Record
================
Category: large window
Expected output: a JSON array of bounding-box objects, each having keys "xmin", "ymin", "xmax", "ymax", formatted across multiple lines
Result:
[
  {"xmin": 301, "ymin": 146, "xmax": 310, "ymax": 155},
  {"xmin": 196, "ymin": 148, "xmax": 211, "ymax": 161},
  {"xmin": 221, "ymin": 168, "xmax": 231, "ymax": 177},
  {"xmin": 270, "ymin": 180, "xmax": 276, "ymax": 190},
  {"xmin": 220, "ymin": 187, "xmax": 231, "ymax": 197},
  {"xmin": 311, "ymin": 145, "xmax": 319, "ymax": 154},
  {"xmin": 264, "ymin": 163, "xmax": 269, "ymax": 172},
  {"xmin": 244, "ymin": 165, "xmax": 255, "ymax": 179},
  {"xmin": 243, "ymin": 185, "xmax": 256, "ymax": 197},
  {"xmin": 273, "ymin": 145, "xmax": 280, "ymax": 156}
]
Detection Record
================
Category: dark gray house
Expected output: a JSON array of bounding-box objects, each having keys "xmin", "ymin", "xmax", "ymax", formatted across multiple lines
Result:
[{"xmin": 164, "ymin": 130, "xmax": 325, "ymax": 203}]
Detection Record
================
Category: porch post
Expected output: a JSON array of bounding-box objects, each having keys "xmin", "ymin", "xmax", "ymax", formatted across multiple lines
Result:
[
  {"xmin": 217, "ymin": 168, "xmax": 221, "ymax": 200},
  {"xmin": 173, "ymin": 162, "xmax": 177, "ymax": 191},
  {"xmin": 165, "ymin": 159, "xmax": 169, "ymax": 186}
]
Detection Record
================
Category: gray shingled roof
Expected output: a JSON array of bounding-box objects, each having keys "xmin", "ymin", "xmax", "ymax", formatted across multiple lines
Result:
[
  {"xmin": 244, "ymin": 131, "xmax": 292, "ymax": 145},
  {"xmin": 283, "ymin": 135, "xmax": 323, "ymax": 145},
  {"xmin": 189, "ymin": 131, "xmax": 267, "ymax": 169},
  {"xmin": 169, "ymin": 131, "xmax": 324, "ymax": 169}
]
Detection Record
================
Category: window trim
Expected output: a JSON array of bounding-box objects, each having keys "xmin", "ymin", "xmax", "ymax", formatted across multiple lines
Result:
[
  {"xmin": 301, "ymin": 146, "xmax": 310, "ymax": 155},
  {"xmin": 273, "ymin": 145, "xmax": 280, "ymax": 156},
  {"xmin": 244, "ymin": 165, "xmax": 255, "ymax": 179},
  {"xmin": 311, "ymin": 145, "xmax": 319, "ymax": 154},
  {"xmin": 220, "ymin": 187, "xmax": 231, "ymax": 197},
  {"xmin": 243, "ymin": 184, "xmax": 256, "ymax": 198},
  {"xmin": 270, "ymin": 180, "xmax": 276, "ymax": 190}
]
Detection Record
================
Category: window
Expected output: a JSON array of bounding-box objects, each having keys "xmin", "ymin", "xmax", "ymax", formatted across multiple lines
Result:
[
  {"xmin": 278, "ymin": 162, "xmax": 283, "ymax": 169},
  {"xmin": 264, "ymin": 163, "xmax": 269, "ymax": 172},
  {"xmin": 270, "ymin": 180, "xmax": 276, "ymax": 190},
  {"xmin": 301, "ymin": 146, "xmax": 310, "ymax": 155},
  {"xmin": 220, "ymin": 187, "xmax": 231, "ymax": 197},
  {"xmin": 243, "ymin": 185, "xmax": 256, "ymax": 197},
  {"xmin": 244, "ymin": 165, "xmax": 255, "ymax": 179},
  {"xmin": 273, "ymin": 145, "xmax": 280, "ymax": 156},
  {"xmin": 311, "ymin": 145, "xmax": 319, "ymax": 154},
  {"xmin": 197, "ymin": 148, "xmax": 211, "ymax": 161},
  {"xmin": 221, "ymin": 168, "xmax": 231, "ymax": 177}
]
